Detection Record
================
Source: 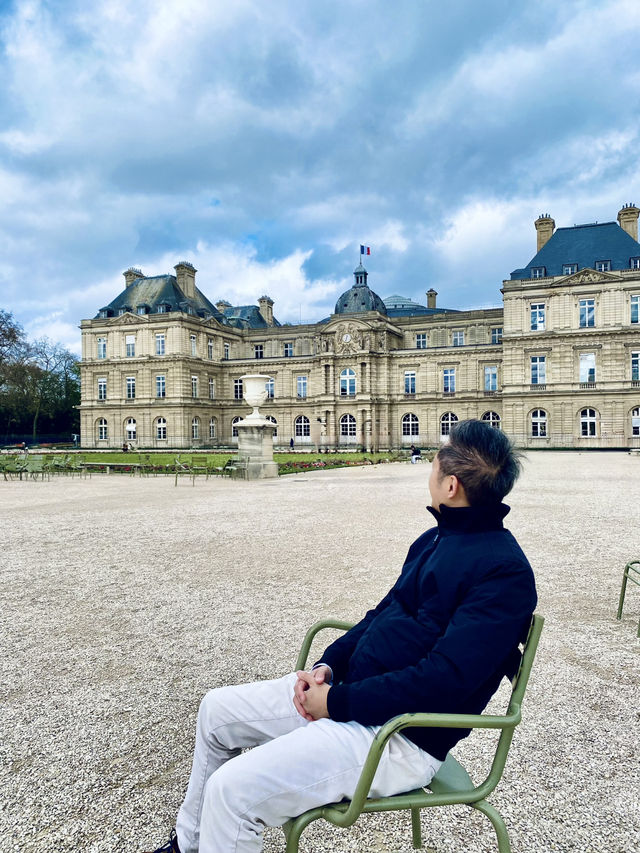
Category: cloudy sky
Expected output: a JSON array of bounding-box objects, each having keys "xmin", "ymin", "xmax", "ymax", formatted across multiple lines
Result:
[{"xmin": 2, "ymin": 0, "xmax": 640, "ymax": 353}]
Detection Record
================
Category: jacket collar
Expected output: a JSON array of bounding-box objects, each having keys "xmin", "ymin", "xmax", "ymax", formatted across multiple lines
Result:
[{"xmin": 427, "ymin": 501, "xmax": 510, "ymax": 533}]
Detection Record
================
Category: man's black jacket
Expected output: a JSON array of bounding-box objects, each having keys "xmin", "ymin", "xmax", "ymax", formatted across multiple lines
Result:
[{"xmin": 323, "ymin": 502, "xmax": 537, "ymax": 761}]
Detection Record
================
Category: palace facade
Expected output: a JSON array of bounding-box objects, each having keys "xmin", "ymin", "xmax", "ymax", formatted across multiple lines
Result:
[{"xmin": 80, "ymin": 206, "xmax": 640, "ymax": 450}]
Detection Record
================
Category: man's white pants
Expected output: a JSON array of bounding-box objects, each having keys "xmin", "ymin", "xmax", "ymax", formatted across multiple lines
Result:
[{"xmin": 175, "ymin": 673, "xmax": 441, "ymax": 853}]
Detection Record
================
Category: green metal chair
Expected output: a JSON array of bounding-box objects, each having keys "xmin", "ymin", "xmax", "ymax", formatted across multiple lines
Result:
[
  {"xmin": 283, "ymin": 614, "xmax": 544, "ymax": 853},
  {"xmin": 617, "ymin": 560, "xmax": 640, "ymax": 637}
]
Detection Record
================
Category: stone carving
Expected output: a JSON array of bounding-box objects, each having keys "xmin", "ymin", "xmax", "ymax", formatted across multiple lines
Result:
[
  {"xmin": 564, "ymin": 268, "xmax": 618, "ymax": 284},
  {"xmin": 335, "ymin": 322, "xmax": 363, "ymax": 354}
]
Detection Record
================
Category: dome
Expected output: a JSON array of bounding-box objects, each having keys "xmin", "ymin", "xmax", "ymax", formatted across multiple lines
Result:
[{"xmin": 334, "ymin": 264, "xmax": 387, "ymax": 315}]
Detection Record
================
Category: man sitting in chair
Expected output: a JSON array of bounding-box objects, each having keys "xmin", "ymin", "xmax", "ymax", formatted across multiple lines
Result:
[{"xmin": 146, "ymin": 419, "xmax": 537, "ymax": 853}]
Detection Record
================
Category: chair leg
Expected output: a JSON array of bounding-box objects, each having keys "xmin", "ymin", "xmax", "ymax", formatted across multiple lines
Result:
[
  {"xmin": 472, "ymin": 800, "xmax": 511, "ymax": 853},
  {"xmin": 283, "ymin": 809, "xmax": 322, "ymax": 853},
  {"xmin": 411, "ymin": 807, "xmax": 422, "ymax": 849},
  {"xmin": 617, "ymin": 570, "xmax": 628, "ymax": 620}
]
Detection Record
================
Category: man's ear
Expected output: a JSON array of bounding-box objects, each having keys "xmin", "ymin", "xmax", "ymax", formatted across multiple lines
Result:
[{"xmin": 447, "ymin": 474, "xmax": 460, "ymax": 499}]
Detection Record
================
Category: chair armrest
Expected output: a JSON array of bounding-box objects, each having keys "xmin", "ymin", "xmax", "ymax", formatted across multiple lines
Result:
[{"xmin": 294, "ymin": 619, "xmax": 355, "ymax": 671}]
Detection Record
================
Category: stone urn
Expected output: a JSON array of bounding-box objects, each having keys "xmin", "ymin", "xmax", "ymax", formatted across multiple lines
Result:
[
  {"xmin": 231, "ymin": 374, "xmax": 278, "ymax": 479},
  {"xmin": 240, "ymin": 373, "xmax": 270, "ymax": 422}
]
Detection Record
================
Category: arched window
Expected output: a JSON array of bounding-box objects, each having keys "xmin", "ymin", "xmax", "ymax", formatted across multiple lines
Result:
[
  {"xmin": 632, "ymin": 407, "xmax": 640, "ymax": 437},
  {"xmin": 531, "ymin": 409, "xmax": 547, "ymax": 437},
  {"xmin": 402, "ymin": 413, "xmax": 419, "ymax": 437},
  {"xmin": 340, "ymin": 368, "xmax": 356, "ymax": 397},
  {"xmin": 231, "ymin": 416, "xmax": 242, "ymax": 438},
  {"xmin": 266, "ymin": 415, "xmax": 278, "ymax": 437},
  {"xmin": 209, "ymin": 417, "xmax": 217, "ymax": 439},
  {"xmin": 192, "ymin": 417, "xmax": 200, "ymax": 440},
  {"xmin": 440, "ymin": 412, "xmax": 458, "ymax": 437},
  {"xmin": 481, "ymin": 411, "xmax": 501, "ymax": 429},
  {"xmin": 125, "ymin": 418, "xmax": 136, "ymax": 441},
  {"xmin": 340, "ymin": 413, "xmax": 357, "ymax": 436},
  {"xmin": 580, "ymin": 408, "xmax": 597, "ymax": 437},
  {"xmin": 294, "ymin": 415, "xmax": 310, "ymax": 437},
  {"xmin": 97, "ymin": 418, "xmax": 108, "ymax": 441},
  {"xmin": 156, "ymin": 417, "xmax": 167, "ymax": 440}
]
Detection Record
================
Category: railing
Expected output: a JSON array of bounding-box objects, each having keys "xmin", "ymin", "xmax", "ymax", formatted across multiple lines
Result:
[
  {"xmin": 579, "ymin": 382, "xmax": 596, "ymax": 389},
  {"xmin": 530, "ymin": 383, "xmax": 546, "ymax": 390}
]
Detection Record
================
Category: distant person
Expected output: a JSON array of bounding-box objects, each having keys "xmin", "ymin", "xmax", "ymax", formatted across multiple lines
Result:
[
  {"xmin": 289, "ymin": 437, "xmax": 294, "ymax": 450},
  {"xmin": 144, "ymin": 419, "xmax": 537, "ymax": 853},
  {"xmin": 410, "ymin": 444, "xmax": 421, "ymax": 464},
  {"xmin": 122, "ymin": 442, "xmax": 129, "ymax": 453}
]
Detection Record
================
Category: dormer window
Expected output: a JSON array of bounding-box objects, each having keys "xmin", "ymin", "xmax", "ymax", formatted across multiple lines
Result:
[
  {"xmin": 562, "ymin": 264, "xmax": 578, "ymax": 275},
  {"xmin": 136, "ymin": 305, "xmax": 148, "ymax": 315},
  {"xmin": 156, "ymin": 304, "xmax": 167, "ymax": 313},
  {"xmin": 98, "ymin": 309, "xmax": 108, "ymax": 319},
  {"xmin": 630, "ymin": 257, "xmax": 640, "ymax": 269},
  {"xmin": 531, "ymin": 267, "xmax": 546, "ymax": 279},
  {"xmin": 595, "ymin": 260, "xmax": 611, "ymax": 272}
]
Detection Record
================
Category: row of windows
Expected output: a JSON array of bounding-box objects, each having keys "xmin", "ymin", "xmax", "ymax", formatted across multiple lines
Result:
[
  {"xmin": 529, "ymin": 408, "xmax": 640, "ymax": 437},
  {"xmin": 530, "ymin": 295, "xmax": 639, "ymax": 331},
  {"xmin": 97, "ymin": 375, "xmax": 218, "ymax": 400},
  {"xmin": 531, "ymin": 260, "xmax": 640, "ymax": 278},
  {"xmin": 529, "ymin": 352, "xmax": 640, "ymax": 385},
  {"xmin": 96, "ymin": 334, "xmax": 233, "ymax": 360},
  {"xmin": 253, "ymin": 342, "xmax": 295, "ymax": 358},
  {"xmin": 415, "ymin": 328, "xmax": 503, "ymax": 349}
]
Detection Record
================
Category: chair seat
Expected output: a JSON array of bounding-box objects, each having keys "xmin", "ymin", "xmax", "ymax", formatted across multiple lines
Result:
[{"xmin": 428, "ymin": 752, "xmax": 474, "ymax": 795}]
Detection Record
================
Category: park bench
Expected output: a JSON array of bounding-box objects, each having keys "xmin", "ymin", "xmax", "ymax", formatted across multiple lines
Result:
[{"xmin": 283, "ymin": 614, "xmax": 544, "ymax": 853}]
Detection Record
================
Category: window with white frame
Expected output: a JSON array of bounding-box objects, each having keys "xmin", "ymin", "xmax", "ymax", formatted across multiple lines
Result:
[
  {"xmin": 340, "ymin": 368, "xmax": 356, "ymax": 396},
  {"xmin": 579, "ymin": 298, "xmax": 595, "ymax": 328},
  {"xmin": 484, "ymin": 365, "xmax": 498, "ymax": 391},
  {"xmin": 191, "ymin": 375, "xmax": 198, "ymax": 398},
  {"xmin": 580, "ymin": 408, "xmax": 597, "ymax": 437},
  {"xmin": 156, "ymin": 374, "xmax": 166, "ymax": 398},
  {"xmin": 563, "ymin": 264, "xmax": 578, "ymax": 276},
  {"xmin": 440, "ymin": 412, "xmax": 458, "ymax": 436},
  {"xmin": 97, "ymin": 337, "xmax": 106, "ymax": 359},
  {"xmin": 297, "ymin": 376, "xmax": 307, "ymax": 398},
  {"xmin": 156, "ymin": 304, "xmax": 167, "ymax": 314},
  {"xmin": 530, "ymin": 356, "xmax": 546, "ymax": 385},
  {"xmin": 530, "ymin": 303, "xmax": 545, "ymax": 331},
  {"xmin": 452, "ymin": 330, "xmax": 464, "ymax": 347},
  {"xmin": 125, "ymin": 334, "xmax": 135, "ymax": 357},
  {"xmin": 190, "ymin": 334, "xmax": 197, "ymax": 356},
  {"xmin": 224, "ymin": 342, "xmax": 230, "ymax": 359},
  {"xmin": 125, "ymin": 418, "xmax": 136, "ymax": 441},
  {"xmin": 156, "ymin": 417, "xmax": 167, "ymax": 440},
  {"xmin": 265, "ymin": 378, "xmax": 274, "ymax": 399},
  {"xmin": 192, "ymin": 417, "xmax": 199, "ymax": 439},
  {"xmin": 137, "ymin": 305, "xmax": 146, "ymax": 315},
  {"xmin": 234, "ymin": 379, "xmax": 243, "ymax": 400},
  {"xmin": 531, "ymin": 409, "xmax": 547, "ymax": 437},
  {"xmin": 631, "ymin": 295, "xmax": 639, "ymax": 324},
  {"xmin": 531, "ymin": 267, "xmax": 546, "ymax": 279},
  {"xmin": 579, "ymin": 353, "xmax": 596, "ymax": 384},
  {"xmin": 98, "ymin": 418, "xmax": 108, "ymax": 440},
  {"xmin": 209, "ymin": 377, "xmax": 215, "ymax": 399},
  {"xmin": 97, "ymin": 378, "xmax": 107, "ymax": 400},
  {"xmin": 266, "ymin": 416, "xmax": 277, "ymax": 436},
  {"xmin": 630, "ymin": 258, "xmax": 640, "ymax": 270},
  {"xmin": 284, "ymin": 342, "xmax": 293, "ymax": 357},
  {"xmin": 208, "ymin": 338, "xmax": 214, "ymax": 359},
  {"xmin": 632, "ymin": 351, "xmax": 640, "ymax": 382},
  {"xmin": 595, "ymin": 260, "xmax": 611, "ymax": 272},
  {"xmin": 340, "ymin": 413, "xmax": 356, "ymax": 437},
  {"xmin": 295, "ymin": 415, "xmax": 310, "ymax": 436},
  {"xmin": 416, "ymin": 333, "xmax": 427, "ymax": 349},
  {"xmin": 443, "ymin": 368, "xmax": 455, "ymax": 393},
  {"xmin": 482, "ymin": 411, "xmax": 501, "ymax": 429},
  {"xmin": 402, "ymin": 413, "xmax": 419, "ymax": 436},
  {"xmin": 254, "ymin": 344, "xmax": 264, "ymax": 359},
  {"xmin": 209, "ymin": 417, "xmax": 217, "ymax": 439},
  {"xmin": 404, "ymin": 370, "xmax": 416, "ymax": 395},
  {"xmin": 491, "ymin": 327, "xmax": 503, "ymax": 344},
  {"xmin": 126, "ymin": 376, "xmax": 135, "ymax": 399},
  {"xmin": 632, "ymin": 407, "xmax": 640, "ymax": 436},
  {"xmin": 155, "ymin": 333, "xmax": 165, "ymax": 356},
  {"xmin": 231, "ymin": 416, "xmax": 241, "ymax": 437}
]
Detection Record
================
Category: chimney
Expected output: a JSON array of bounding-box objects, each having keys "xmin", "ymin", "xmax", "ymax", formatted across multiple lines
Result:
[
  {"xmin": 617, "ymin": 203, "xmax": 639, "ymax": 242},
  {"xmin": 174, "ymin": 262, "xmax": 197, "ymax": 300},
  {"xmin": 123, "ymin": 267, "xmax": 143, "ymax": 288},
  {"xmin": 426, "ymin": 289, "xmax": 437, "ymax": 309},
  {"xmin": 258, "ymin": 295, "xmax": 274, "ymax": 325},
  {"xmin": 534, "ymin": 214, "xmax": 555, "ymax": 252},
  {"xmin": 215, "ymin": 300, "xmax": 231, "ymax": 313}
]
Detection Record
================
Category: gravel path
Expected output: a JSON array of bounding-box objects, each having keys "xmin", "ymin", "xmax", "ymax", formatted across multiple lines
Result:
[{"xmin": 1, "ymin": 453, "xmax": 639, "ymax": 853}]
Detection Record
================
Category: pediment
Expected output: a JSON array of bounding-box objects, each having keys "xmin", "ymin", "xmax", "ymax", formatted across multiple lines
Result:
[
  {"xmin": 107, "ymin": 312, "xmax": 142, "ymax": 325},
  {"xmin": 562, "ymin": 267, "xmax": 621, "ymax": 285}
]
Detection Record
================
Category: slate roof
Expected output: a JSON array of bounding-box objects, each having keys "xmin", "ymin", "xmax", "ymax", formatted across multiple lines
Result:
[
  {"xmin": 510, "ymin": 222, "xmax": 640, "ymax": 280},
  {"xmin": 219, "ymin": 305, "xmax": 281, "ymax": 329},
  {"xmin": 97, "ymin": 274, "xmax": 225, "ymax": 321},
  {"xmin": 383, "ymin": 294, "xmax": 459, "ymax": 317}
]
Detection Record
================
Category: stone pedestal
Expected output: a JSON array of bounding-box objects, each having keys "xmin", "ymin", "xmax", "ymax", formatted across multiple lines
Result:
[{"xmin": 231, "ymin": 421, "xmax": 278, "ymax": 479}]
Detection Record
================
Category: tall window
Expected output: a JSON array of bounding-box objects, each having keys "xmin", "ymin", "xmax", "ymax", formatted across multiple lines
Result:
[
  {"xmin": 209, "ymin": 378, "xmax": 215, "ymax": 399},
  {"xmin": 402, "ymin": 413, "xmax": 419, "ymax": 436},
  {"xmin": 531, "ymin": 409, "xmax": 547, "ymax": 437},
  {"xmin": 580, "ymin": 408, "xmax": 597, "ymax": 437},
  {"xmin": 632, "ymin": 352, "xmax": 640, "ymax": 382},
  {"xmin": 491, "ymin": 327, "xmax": 503, "ymax": 344},
  {"xmin": 125, "ymin": 418, "xmax": 136, "ymax": 441},
  {"xmin": 155, "ymin": 333, "xmax": 165, "ymax": 356},
  {"xmin": 443, "ymin": 368, "xmax": 455, "ymax": 393},
  {"xmin": 579, "ymin": 298, "xmax": 595, "ymax": 328},
  {"xmin": 404, "ymin": 370, "xmax": 416, "ymax": 395},
  {"xmin": 156, "ymin": 417, "xmax": 167, "ymax": 440},
  {"xmin": 531, "ymin": 356, "xmax": 546, "ymax": 385},
  {"xmin": 234, "ymin": 379, "xmax": 243, "ymax": 400},
  {"xmin": 208, "ymin": 338, "xmax": 214, "ymax": 359},
  {"xmin": 295, "ymin": 415, "xmax": 310, "ymax": 436},
  {"xmin": 284, "ymin": 342, "xmax": 293, "ymax": 357},
  {"xmin": 297, "ymin": 376, "xmax": 307, "ymax": 398},
  {"xmin": 231, "ymin": 416, "xmax": 241, "ymax": 437},
  {"xmin": 266, "ymin": 416, "xmax": 277, "ymax": 437},
  {"xmin": 484, "ymin": 366, "xmax": 498, "ymax": 391},
  {"xmin": 97, "ymin": 378, "xmax": 107, "ymax": 400},
  {"xmin": 579, "ymin": 353, "xmax": 596, "ymax": 384},
  {"xmin": 254, "ymin": 344, "xmax": 264, "ymax": 359},
  {"xmin": 530, "ymin": 303, "xmax": 545, "ymax": 331},
  {"xmin": 340, "ymin": 413, "xmax": 356, "ymax": 437},
  {"xmin": 191, "ymin": 376, "xmax": 198, "ymax": 398},
  {"xmin": 156, "ymin": 375, "xmax": 166, "ymax": 398},
  {"xmin": 125, "ymin": 335, "xmax": 135, "ymax": 357},
  {"xmin": 440, "ymin": 412, "xmax": 458, "ymax": 436},
  {"xmin": 631, "ymin": 295, "xmax": 639, "ymax": 324},
  {"xmin": 452, "ymin": 330, "xmax": 464, "ymax": 347},
  {"xmin": 126, "ymin": 376, "xmax": 135, "ymax": 399},
  {"xmin": 340, "ymin": 368, "xmax": 356, "ymax": 396},
  {"xmin": 265, "ymin": 378, "xmax": 274, "ymax": 399},
  {"xmin": 481, "ymin": 411, "xmax": 501, "ymax": 429},
  {"xmin": 209, "ymin": 417, "xmax": 217, "ymax": 439},
  {"xmin": 97, "ymin": 418, "xmax": 108, "ymax": 440},
  {"xmin": 97, "ymin": 337, "xmax": 106, "ymax": 359},
  {"xmin": 192, "ymin": 417, "xmax": 199, "ymax": 439},
  {"xmin": 190, "ymin": 334, "xmax": 197, "ymax": 356},
  {"xmin": 416, "ymin": 333, "xmax": 427, "ymax": 349},
  {"xmin": 632, "ymin": 407, "xmax": 640, "ymax": 437},
  {"xmin": 224, "ymin": 342, "xmax": 230, "ymax": 359}
]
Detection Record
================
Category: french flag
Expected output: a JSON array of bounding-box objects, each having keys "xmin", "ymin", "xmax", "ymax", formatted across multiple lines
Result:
[{"xmin": 360, "ymin": 245, "xmax": 371, "ymax": 255}]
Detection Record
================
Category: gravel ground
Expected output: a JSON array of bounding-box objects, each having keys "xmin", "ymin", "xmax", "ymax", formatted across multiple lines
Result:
[{"xmin": 1, "ymin": 452, "xmax": 639, "ymax": 853}]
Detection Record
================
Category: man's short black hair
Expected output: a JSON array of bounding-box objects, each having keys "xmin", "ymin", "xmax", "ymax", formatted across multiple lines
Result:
[{"xmin": 436, "ymin": 419, "xmax": 522, "ymax": 505}]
